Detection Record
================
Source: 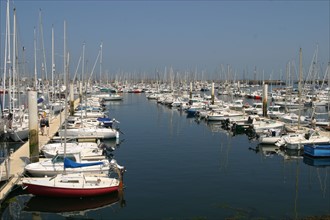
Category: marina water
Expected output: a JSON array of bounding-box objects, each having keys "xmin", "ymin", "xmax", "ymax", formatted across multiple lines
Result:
[{"xmin": 0, "ymin": 93, "xmax": 329, "ymax": 219}]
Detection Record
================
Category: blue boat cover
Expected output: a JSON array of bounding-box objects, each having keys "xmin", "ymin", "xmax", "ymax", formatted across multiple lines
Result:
[
  {"xmin": 64, "ymin": 158, "xmax": 104, "ymax": 168},
  {"xmin": 97, "ymin": 117, "xmax": 112, "ymax": 122},
  {"xmin": 37, "ymin": 97, "xmax": 44, "ymax": 104}
]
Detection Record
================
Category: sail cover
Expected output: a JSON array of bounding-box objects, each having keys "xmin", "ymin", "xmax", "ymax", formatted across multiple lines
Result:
[
  {"xmin": 64, "ymin": 158, "xmax": 104, "ymax": 168},
  {"xmin": 37, "ymin": 97, "xmax": 44, "ymax": 104},
  {"xmin": 97, "ymin": 117, "xmax": 112, "ymax": 123},
  {"xmin": 97, "ymin": 117, "xmax": 113, "ymax": 127}
]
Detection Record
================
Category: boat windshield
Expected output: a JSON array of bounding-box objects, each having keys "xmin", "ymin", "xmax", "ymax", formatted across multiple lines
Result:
[
  {"xmin": 52, "ymin": 154, "xmax": 77, "ymax": 164},
  {"xmin": 269, "ymin": 106, "xmax": 280, "ymax": 111}
]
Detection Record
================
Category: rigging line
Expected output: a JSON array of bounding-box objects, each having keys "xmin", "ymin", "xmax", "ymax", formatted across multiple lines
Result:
[
  {"xmin": 88, "ymin": 49, "xmax": 101, "ymax": 85},
  {"xmin": 72, "ymin": 56, "xmax": 82, "ymax": 83}
]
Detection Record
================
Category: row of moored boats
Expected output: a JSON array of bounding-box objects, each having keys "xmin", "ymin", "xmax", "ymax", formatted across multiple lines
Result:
[{"xmin": 21, "ymin": 92, "xmax": 126, "ymax": 198}]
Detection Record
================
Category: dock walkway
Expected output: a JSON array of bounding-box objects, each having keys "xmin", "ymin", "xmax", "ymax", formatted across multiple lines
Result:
[{"xmin": 0, "ymin": 99, "xmax": 79, "ymax": 203}]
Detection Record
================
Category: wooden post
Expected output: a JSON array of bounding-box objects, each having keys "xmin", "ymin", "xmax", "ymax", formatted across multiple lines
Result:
[{"xmin": 28, "ymin": 91, "xmax": 39, "ymax": 163}]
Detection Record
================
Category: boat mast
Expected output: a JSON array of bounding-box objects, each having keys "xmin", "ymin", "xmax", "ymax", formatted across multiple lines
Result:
[
  {"xmin": 63, "ymin": 20, "xmax": 68, "ymax": 173},
  {"xmin": 34, "ymin": 27, "xmax": 38, "ymax": 90},
  {"xmin": 99, "ymin": 42, "xmax": 103, "ymax": 86},
  {"xmin": 298, "ymin": 48, "xmax": 302, "ymax": 129},
  {"xmin": 12, "ymin": 8, "xmax": 17, "ymax": 115},
  {"xmin": 39, "ymin": 9, "xmax": 48, "ymax": 83},
  {"xmin": 328, "ymin": 62, "xmax": 330, "ymax": 124},
  {"xmin": 2, "ymin": 0, "xmax": 11, "ymax": 112},
  {"xmin": 51, "ymin": 25, "xmax": 55, "ymax": 102},
  {"xmin": 81, "ymin": 42, "xmax": 85, "ymax": 104}
]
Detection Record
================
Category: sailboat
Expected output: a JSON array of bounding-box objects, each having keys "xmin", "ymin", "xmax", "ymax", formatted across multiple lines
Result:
[
  {"xmin": 7, "ymin": 109, "xmax": 30, "ymax": 141},
  {"xmin": 24, "ymin": 151, "xmax": 122, "ymax": 177},
  {"xmin": 21, "ymin": 170, "xmax": 123, "ymax": 197},
  {"xmin": 4, "ymin": 6, "xmax": 30, "ymax": 142}
]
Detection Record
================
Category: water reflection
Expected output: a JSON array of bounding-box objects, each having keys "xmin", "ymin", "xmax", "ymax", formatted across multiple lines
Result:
[
  {"xmin": 250, "ymin": 143, "xmax": 304, "ymax": 160},
  {"xmin": 251, "ymin": 144, "xmax": 280, "ymax": 157},
  {"xmin": 205, "ymin": 121, "xmax": 226, "ymax": 133},
  {"xmin": 280, "ymin": 148, "xmax": 303, "ymax": 160},
  {"xmin": 2, "ymin": 190, "xmax": 126, "ymax": 219},
  {"xmin": 24, "ymin": 190, "xmax": 125, "ymax": 214},
  {"xmin": 103, "ymin": 137, "xmax": 124, "ymax": 149},
  {"xmin": 303, "ymin": 155, "xmax": 330, "ymax": 167},
  {"xmin": 304, "ymin": 156, "xmax": 330, "ymax": 200}
]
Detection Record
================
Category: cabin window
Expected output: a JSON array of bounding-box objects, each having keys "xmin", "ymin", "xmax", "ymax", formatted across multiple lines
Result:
[{"xmin": 61, "ymin": 179, "xmax": 79, "ymax": 183}]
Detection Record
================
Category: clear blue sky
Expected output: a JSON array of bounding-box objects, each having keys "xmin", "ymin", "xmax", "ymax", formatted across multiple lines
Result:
[{"xmin": 1, "ymin": 0, "xmax": 329, "ymax": 80}]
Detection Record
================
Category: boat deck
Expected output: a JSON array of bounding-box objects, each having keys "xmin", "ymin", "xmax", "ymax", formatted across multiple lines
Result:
[{"xmin": 284, "ymin": 123, "xmax": 330, "ymax": 137}]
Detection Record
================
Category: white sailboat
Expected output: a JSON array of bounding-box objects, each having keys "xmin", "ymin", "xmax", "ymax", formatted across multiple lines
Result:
[
  {"xmin": 24, "ymin": 152, "xmax": 122, "ymax": 177},
  {"xmin": 5, "ymin": 8, "xmax": 29, "ymax": 142},
  {"xmin": 73, "ymin": 108, "xmax": 105, "ymax": 118},
  {"xmin": 275, "ymin": 129, "xmax": 330, "ymax": 150},
  {"xmin": 40, "ymin": 141, "xmax": 105, "ymax": 158},
  {"xmin": 267, "ymin": 105, "xmax": 284, "ymax": 119},
  {"xmin": 101, "ymin": 93, "xmax": 123, "ymax": 102},
  {"xmin": 206, "ymin": 109, "xmax": 243, "ymax": 121},
  {"xmin": 22, "ymin": 170, "xmax": 123, "ymax": 197},
  {"xmin": 279, "ymin": 112, "xmax": 309, "ymax": 125},
  {"xmin": 58, "ymin": 126, "xmax": 119, "ymax": 139},
  {"xmin": 7, "ymin": 110, "xmax": 29, "ymax": 142},
  {"xmin": 252, "ymin": 117, "xmax": 285, "ymax": 134}
]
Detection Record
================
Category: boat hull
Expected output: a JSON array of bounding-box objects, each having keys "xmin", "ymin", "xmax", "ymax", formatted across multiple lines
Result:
[
  {"xmin": 286, "ymin": 140, "xmax": 330, "ymax": 150},
  {"xmin": 23, "ymin": 182, "xmax": 119, "ymax": 197},
  {"xmin": 304, "ymin": 144, "xmax": 330, "ymax": 157},
  {"xmin": 102, "ymin": 96, "xmax": 123, "ymax": 101},
  {"xmin": 8, "ymin": 128, "xmax": 29, "ymax": 142},
  {"xmin": 259, "ymin": 136, "xmax": 282, "ymax": 145}
]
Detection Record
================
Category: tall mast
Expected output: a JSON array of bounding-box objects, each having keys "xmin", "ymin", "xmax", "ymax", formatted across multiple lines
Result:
[
  {"xmin": 63, "ymin": 20, "xmax": 68, "ymax": 172},
  {"xmin": 82, "ymin": 42, "xmax": 85, "ymax": 96},
  {"xmin": 99, "ymin": 42, "xmax": 103, "ymax": 86},
  {"xmin": 39, "ymin": 9, "xmax": 48, "ymax": 82},
  {"xmin": 12, "ymin": 8, "xmax": 17, "ymax": 111},
  {"xmin": 298, "ymin": 48, "xmax": 302, "ymax": 129},
  {"xmin": 51, "ymin": 25, "xmax": 55, "ymax": 101},
  {"xmin": 7, "ymin": 2, "xmax": 12, "ymax": 111},
  {"xmin": 63, "ymin": 20, "xmax": 67, "ymax": 88},
  {"xmin": 2, "ymin": 0, "xmax": 11, "ymax": 111},
  {"xmin": 34, "ymin": 27, "xmax": 37, "ymax": 90}
]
